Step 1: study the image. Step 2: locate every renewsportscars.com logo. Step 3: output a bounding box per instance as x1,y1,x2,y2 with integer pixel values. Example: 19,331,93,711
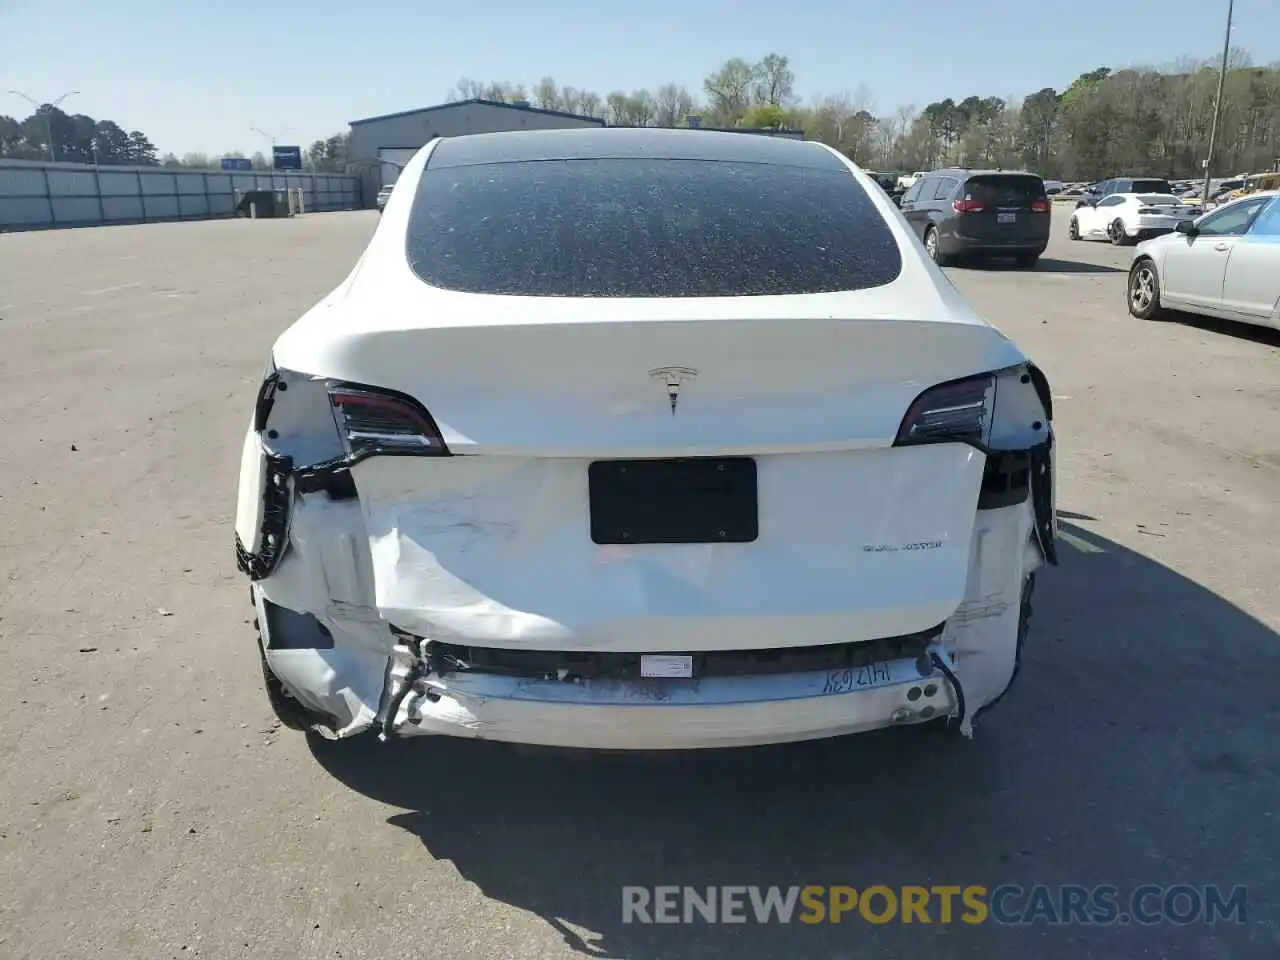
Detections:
621,885,1247,926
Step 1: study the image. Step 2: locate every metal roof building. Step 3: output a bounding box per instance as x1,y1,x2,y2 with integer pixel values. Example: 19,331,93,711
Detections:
348,98,605,206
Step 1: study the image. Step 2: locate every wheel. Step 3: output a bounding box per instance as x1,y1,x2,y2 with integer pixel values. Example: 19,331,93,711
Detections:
924,227,953,266
1014,252,1039,269
1068,217,1080,240
1127,258,1167,320
1108,219,1131,246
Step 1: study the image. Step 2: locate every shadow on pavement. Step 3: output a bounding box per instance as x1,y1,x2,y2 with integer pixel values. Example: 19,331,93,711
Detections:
1165,312,1280,348
1032,258,1125,274
966,257,1124,274
310,519,1280,959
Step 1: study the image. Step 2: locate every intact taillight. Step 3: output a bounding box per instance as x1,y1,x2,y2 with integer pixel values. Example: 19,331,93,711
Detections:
1030,199,1050,213
953,199,985,213
894,374,996,448
328,385,449,457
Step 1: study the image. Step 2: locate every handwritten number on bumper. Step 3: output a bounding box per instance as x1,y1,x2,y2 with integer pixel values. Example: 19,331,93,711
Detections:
822,662,891,695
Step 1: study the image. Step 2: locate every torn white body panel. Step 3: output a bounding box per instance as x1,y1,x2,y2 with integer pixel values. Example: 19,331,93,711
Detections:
367,502,1040,748
352,445,985,651
254,489,391,737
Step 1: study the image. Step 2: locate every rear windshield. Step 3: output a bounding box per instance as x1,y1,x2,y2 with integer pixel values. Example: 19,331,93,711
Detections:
1137,194,1180,205
962,175,1047,206
405,158,903,297
1131,179,1173,193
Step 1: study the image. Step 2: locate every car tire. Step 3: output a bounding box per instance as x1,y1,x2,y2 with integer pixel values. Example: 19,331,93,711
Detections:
1108,219,1131,246
1068,217,1080,240
1127,257,1167,321
924,227,953,267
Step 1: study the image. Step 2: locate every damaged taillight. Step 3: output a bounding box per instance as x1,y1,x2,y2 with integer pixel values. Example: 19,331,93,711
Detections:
894,373,995,448
328,385,449,457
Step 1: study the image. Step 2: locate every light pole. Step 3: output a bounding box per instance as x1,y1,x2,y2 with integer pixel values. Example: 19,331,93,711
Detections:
1200,0,1234,207
7,89,80,162
250,127,280,172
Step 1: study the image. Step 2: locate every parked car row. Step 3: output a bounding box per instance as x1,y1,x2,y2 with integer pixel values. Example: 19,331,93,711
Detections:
861,163,1277,326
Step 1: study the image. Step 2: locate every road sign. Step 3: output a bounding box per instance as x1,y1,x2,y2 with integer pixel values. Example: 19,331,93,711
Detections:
220,157,253,171
272,145,302,171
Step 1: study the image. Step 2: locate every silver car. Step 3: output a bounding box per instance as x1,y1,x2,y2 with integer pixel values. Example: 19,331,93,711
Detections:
1128,190,1280,330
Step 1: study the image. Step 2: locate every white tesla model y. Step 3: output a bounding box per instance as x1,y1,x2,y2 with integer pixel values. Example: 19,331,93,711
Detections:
234,128,1058,750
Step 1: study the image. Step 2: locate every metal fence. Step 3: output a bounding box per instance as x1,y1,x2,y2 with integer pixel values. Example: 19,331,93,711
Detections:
0,159,360,231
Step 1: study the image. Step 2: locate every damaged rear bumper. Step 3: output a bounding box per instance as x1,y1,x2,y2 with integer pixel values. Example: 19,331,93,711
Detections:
386,649,961,750
251,489,1043,747
239,363,1057,749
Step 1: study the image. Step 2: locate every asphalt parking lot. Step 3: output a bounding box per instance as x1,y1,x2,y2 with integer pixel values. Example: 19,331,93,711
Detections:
1,212,1278,960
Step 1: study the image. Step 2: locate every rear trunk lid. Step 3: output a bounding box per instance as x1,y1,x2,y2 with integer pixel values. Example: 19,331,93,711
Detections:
352,442,987,651
288,309,1023,455
290,290,1024,653
956,174,1051,244
1135,194,1192,214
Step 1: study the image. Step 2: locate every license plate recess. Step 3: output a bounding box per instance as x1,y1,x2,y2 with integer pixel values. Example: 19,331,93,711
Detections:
588,457,758,545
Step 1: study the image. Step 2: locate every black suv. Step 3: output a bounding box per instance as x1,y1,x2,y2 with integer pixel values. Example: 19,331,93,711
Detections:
898,168,1051,267
1076,177,1173,207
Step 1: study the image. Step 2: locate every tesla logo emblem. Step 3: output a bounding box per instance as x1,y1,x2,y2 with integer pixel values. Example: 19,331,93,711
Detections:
649,366,698,415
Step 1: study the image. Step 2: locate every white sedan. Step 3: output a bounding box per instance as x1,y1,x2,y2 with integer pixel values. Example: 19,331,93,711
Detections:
1069,192,1201,244
1128,190,1280,329
234,128,1058,750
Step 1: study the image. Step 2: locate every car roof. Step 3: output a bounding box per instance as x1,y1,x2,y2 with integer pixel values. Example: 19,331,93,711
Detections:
425,127,846,172
930,168,1041,178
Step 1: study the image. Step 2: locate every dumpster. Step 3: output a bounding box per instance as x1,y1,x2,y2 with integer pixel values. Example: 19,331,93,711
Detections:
234,189,292,218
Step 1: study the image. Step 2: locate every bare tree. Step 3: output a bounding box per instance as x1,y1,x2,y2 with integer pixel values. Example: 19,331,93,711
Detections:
448,77,487,101
481,81,528,103
630,90,655,127
533,77,562,111
606,91,630,126
753,53,796,107
654,83,695,127
703,58,757,126
810,87,875,157
577,90,603,118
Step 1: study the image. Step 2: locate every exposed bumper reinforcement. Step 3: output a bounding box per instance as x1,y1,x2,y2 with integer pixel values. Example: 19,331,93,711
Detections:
378,646,961,750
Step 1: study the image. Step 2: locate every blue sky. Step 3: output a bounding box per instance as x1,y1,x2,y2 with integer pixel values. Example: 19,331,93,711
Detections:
3,0,1277,157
